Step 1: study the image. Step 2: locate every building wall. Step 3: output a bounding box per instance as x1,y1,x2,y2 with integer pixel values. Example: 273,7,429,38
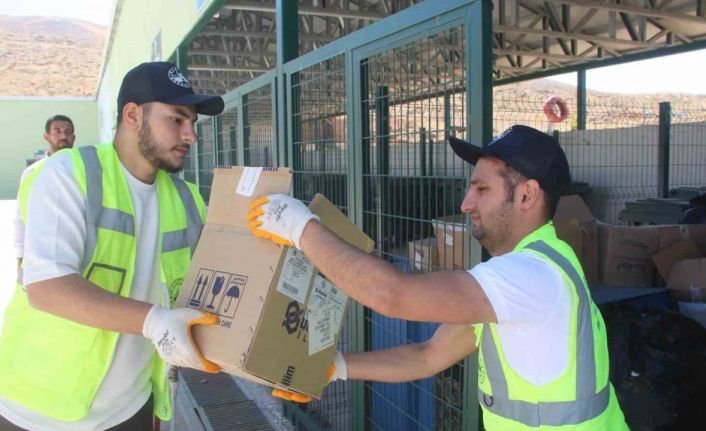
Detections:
0,98,98,199
98,0,221,130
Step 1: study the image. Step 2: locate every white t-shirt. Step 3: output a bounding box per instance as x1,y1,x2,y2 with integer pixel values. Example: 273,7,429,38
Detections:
13,157,47,259
469,250,573,386
0,151,168,431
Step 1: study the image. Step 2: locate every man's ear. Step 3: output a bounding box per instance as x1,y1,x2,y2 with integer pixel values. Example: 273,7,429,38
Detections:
121,102,142,131
43,132,51,144
519,179,541,210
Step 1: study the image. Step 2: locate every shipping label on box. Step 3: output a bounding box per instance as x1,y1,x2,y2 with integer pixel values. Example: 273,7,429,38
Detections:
408,237,438,273
177,169,374,398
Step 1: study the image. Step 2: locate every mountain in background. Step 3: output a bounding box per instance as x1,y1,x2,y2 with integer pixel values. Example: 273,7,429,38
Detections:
0,15,107,97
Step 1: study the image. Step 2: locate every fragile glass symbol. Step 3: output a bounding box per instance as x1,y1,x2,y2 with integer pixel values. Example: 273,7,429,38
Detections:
208,276,225,309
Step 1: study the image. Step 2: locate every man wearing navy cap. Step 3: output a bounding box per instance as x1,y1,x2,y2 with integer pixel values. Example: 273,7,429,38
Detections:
247,125,628,430
0,62,223,431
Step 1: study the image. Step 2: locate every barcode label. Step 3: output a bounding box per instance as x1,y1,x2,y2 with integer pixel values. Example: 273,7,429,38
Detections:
276,248,313,303
307,275,348,355
280,281,300,297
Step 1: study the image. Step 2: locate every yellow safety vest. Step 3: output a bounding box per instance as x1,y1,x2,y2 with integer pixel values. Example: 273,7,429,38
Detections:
476,223,628,430
0,143,205,422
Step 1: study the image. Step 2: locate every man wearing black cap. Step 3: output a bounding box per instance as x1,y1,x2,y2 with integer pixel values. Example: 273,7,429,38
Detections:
246,125,628,429
0,62,223,431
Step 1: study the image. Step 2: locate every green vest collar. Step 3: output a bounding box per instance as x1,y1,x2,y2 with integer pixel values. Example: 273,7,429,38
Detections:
512,221,556,252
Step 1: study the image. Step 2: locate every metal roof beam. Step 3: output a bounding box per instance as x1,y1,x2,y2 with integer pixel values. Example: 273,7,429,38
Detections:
553,0,706,25
495,24,658,47
188,65,270,72
188,49,274,61
223,1,387,21
198,29,333,43
494,47,577,60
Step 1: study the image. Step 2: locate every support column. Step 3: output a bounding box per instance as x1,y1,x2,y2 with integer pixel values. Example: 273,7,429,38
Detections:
276,0,298,167
658,102,671,198
577,69,587,130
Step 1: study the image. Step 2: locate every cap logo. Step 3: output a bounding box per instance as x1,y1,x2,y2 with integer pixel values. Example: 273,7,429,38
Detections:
167,67,191,88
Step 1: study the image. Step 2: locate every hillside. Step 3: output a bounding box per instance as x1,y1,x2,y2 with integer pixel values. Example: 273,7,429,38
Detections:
0,16,107,97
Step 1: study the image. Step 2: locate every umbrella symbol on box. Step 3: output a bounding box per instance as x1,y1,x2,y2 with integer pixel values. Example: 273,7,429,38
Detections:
223,284,240,313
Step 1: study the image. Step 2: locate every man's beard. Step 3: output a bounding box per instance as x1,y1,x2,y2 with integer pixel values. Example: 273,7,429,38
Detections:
471,202,514,254
51,140,72,153
137,122,185,173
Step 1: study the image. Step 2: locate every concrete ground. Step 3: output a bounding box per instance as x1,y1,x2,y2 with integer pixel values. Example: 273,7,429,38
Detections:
0,199,294,431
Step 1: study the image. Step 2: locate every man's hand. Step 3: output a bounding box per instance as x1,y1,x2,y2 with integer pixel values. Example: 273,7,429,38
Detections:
142,304,220,373
272,351,347,403
247,194,320,250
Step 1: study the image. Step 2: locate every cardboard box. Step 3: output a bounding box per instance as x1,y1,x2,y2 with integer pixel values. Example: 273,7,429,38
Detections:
656,224,691,251
176,167,374,398
652,238,701,283
408,238,438,273
431,215,470,270
555,219,584,263
553,195,599,284
667,258,706,302
597,224,659,287
689,224,706,255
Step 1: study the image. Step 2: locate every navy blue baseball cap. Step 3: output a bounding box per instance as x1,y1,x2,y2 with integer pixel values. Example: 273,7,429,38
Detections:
117,62,224,116
448,125,571,200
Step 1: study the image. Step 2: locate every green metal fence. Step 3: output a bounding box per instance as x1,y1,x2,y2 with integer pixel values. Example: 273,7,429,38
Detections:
189,1,489,429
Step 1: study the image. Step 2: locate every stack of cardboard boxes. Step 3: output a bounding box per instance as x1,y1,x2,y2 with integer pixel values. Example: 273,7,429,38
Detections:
553,195,706,327
407,194,706,307
407,215,471,273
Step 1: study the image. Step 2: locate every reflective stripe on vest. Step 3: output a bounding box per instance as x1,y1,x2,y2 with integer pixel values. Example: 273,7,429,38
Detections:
478,240,610,427
163,176,201,255
79,146,199,260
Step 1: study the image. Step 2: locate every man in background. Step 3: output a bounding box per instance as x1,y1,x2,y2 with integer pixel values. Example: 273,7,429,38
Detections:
14,114,76,264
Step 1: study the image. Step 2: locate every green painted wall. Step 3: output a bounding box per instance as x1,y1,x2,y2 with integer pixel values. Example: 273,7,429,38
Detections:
0,98,98,199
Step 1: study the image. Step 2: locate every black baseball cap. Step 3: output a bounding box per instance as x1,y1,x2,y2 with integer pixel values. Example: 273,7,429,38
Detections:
448,125,571,201
117,61,224,116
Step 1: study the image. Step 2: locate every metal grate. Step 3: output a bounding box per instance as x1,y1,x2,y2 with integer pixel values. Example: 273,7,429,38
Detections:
289,53,353,431
180,368,274,431
197,118,216,202
243,85,275,167
216,106,239,167
361,25,468,431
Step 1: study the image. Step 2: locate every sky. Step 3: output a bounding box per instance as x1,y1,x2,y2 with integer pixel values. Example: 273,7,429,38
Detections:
0,0,704,95
0,0,114,25
547,50,706,95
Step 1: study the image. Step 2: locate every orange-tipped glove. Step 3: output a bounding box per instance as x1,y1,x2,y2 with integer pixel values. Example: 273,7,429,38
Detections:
142,304,220,373
247,194,320,250
272,351,347,403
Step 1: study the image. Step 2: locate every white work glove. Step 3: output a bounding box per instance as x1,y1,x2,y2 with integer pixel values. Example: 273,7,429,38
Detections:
247,194,320,250
271,351,347,403
142,304,220,373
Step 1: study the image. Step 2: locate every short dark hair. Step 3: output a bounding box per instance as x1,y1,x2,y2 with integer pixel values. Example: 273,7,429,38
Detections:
45,115,74,133
499,163,558,219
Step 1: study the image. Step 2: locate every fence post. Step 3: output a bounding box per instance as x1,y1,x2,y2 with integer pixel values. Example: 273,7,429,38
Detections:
465,0,493,429
658,101,671,198
577,69,586,130
276,0,298,167
375,85,390,255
